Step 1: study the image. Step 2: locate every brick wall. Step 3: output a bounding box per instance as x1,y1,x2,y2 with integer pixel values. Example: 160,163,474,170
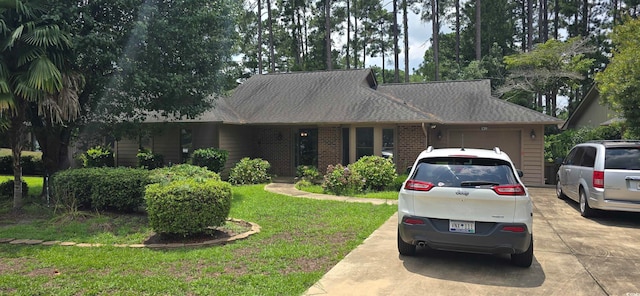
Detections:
318,127,342,173
254,127,292,176
397,125,426,173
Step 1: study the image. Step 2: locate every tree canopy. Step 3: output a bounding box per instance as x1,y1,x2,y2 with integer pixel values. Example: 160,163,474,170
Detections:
595,17,640,138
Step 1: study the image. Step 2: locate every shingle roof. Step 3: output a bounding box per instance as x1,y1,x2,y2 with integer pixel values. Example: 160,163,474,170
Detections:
148,69,562,125
377,80,563,124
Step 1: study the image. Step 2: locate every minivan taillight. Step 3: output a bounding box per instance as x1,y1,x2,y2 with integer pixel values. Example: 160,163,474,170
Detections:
593,170,604,188
492,184,526,196
404,180,434,191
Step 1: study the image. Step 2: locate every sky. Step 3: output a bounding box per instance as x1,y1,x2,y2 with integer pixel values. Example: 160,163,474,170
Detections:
361,10,433,74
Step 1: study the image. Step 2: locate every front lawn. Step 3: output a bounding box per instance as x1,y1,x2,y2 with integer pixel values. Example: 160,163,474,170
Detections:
0,175,44,197
0,184,396,295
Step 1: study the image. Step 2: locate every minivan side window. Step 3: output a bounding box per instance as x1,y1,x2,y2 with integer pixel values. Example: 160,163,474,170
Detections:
566,147,585,166
580,147,596,168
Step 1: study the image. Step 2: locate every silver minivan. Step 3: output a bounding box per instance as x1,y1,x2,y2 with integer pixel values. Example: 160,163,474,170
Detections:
556,140,640,217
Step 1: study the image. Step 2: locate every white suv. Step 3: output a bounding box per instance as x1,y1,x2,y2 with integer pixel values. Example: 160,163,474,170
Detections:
397,147,533,267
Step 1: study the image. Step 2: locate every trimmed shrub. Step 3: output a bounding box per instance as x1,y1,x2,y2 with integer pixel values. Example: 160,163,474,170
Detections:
145,179,232,236
389,174,409,191
191,148,228,173
51,167,150,212
137,148,164,169
149,164,221,184
90,168,150,212
295,165,320,183
350,156,398,191
82,146,114,168
321,164,364,196
0,156,11,174
228,158,271,185
51,168,99,209
0,180,28,200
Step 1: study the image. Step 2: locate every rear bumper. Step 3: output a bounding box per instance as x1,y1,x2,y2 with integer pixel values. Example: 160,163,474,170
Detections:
589,191,640,212
398,215,532,254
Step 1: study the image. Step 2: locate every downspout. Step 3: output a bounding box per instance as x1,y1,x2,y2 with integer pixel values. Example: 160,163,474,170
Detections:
421,123,429,148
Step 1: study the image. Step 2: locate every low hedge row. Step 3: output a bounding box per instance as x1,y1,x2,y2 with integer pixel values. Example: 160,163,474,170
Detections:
0,155,44,175
51,167,150,212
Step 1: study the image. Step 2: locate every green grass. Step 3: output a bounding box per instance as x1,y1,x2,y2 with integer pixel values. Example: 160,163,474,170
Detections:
0,175,43,197
0,148,42,158
0,184,396,295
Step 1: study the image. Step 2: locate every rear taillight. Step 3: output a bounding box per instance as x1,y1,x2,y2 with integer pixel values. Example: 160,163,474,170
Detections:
502,226,525,232
404,180,435,191
593,170,604,188
492,184,526,196
403,218,425,225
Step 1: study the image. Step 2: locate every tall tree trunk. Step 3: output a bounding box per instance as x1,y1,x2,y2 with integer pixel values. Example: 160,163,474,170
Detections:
553,0,559,39
538,0,543,41
455,0,460,65
582,0,588,36
475,0,481,61
433,0,440,80
393,0,399,82
542,0,548,42
380,22,386,83
258,0,263,74
353,1,358,69
295,6,303,68
8,103,26,212
267,0,275,72
325,0,332,70
403,0,409,82
527,0,533,51
346,0,351,69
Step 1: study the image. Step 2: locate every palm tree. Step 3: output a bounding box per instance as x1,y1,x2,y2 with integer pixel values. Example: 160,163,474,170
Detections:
0,0,83,212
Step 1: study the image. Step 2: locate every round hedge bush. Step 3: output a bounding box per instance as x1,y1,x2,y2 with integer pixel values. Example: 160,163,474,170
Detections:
149,164,221,185
0,180,28,201
228,157,271,185
350,155,398,191
145,179,232,236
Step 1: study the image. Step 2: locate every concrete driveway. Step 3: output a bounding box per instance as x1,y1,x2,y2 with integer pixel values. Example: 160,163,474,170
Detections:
303,188,640,296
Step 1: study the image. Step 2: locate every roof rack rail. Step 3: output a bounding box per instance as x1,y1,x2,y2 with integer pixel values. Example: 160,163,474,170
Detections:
493,147,501,154
586,139,640,144
426,146,434,152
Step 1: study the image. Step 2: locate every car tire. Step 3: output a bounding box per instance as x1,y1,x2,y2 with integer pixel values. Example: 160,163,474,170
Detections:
397,229,416,256
579,189,595,217
556,180,566,199
511,235,533,268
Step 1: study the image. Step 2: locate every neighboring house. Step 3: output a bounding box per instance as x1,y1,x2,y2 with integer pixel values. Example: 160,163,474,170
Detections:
562,85,621,130
114,69,562,186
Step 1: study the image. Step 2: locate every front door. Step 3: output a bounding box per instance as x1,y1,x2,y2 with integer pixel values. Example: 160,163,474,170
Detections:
296,128,318,168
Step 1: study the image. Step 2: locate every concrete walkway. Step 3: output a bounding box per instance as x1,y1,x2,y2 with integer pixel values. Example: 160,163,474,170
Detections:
264,183,397,205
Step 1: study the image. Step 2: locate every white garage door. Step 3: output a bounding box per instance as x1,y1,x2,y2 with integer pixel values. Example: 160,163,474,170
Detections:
448,130,522,169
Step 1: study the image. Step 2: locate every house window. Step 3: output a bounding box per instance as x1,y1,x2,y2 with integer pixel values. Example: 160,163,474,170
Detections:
356,127,373,160
382,128,394,160
181,129,192,163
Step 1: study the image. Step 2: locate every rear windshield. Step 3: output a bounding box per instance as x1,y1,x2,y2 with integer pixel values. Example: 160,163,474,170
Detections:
605,147,640,170
411,157,518,188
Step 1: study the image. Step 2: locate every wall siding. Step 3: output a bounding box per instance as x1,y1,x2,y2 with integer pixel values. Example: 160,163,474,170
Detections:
115,138,139,167
397,125,427,174
152,127,181,165
253,127,293,176
318,126,342,173
219,125,255,176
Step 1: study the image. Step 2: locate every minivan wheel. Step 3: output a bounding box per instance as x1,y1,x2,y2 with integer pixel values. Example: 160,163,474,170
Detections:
579,190,595,217
556,180,566,199
511,235,533,268
397,229,416,256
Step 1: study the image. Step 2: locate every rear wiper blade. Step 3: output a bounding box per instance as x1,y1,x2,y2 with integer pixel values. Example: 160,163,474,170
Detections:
460,181,500,187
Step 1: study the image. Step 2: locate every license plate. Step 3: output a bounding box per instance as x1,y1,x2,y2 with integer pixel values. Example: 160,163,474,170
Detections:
449,220,475,233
